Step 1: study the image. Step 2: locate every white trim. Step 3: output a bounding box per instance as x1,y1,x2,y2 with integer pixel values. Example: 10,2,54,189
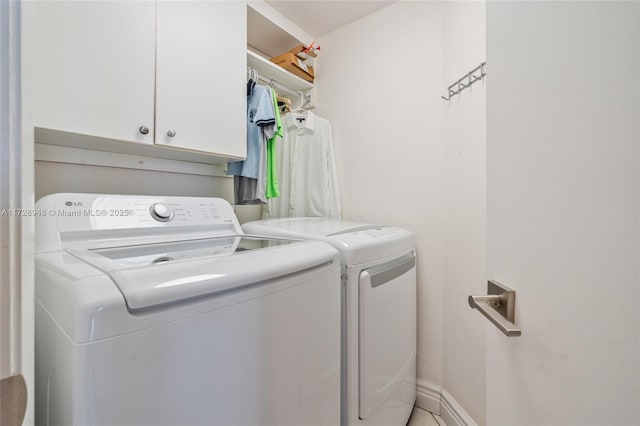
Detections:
1,0,34,423
0,0,23,380
415,379,442,415
35,144,229,178
20,1,35,423
415,380,477,426
440,389,477,426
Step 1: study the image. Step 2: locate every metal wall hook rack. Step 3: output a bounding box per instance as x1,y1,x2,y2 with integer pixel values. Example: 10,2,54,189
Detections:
441,61,487,101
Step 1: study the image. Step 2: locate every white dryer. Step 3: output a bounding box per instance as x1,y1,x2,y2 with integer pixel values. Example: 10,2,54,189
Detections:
242,218,416,426
35,194,341,426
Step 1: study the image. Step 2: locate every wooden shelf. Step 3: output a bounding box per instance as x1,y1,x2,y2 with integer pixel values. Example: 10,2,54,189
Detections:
247,50,313,93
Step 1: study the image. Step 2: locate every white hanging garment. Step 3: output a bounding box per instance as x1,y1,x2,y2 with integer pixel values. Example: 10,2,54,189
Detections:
263,111,341,219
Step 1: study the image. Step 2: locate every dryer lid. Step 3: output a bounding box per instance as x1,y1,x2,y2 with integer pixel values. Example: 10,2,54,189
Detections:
69,236,337,310
243,218,414,265
248,217,376,236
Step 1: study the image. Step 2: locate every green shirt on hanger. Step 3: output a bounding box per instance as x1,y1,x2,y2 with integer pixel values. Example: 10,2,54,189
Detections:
266,87,283,199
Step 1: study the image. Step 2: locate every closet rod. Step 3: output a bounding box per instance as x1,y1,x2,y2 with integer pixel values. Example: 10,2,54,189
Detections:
247,67,304,99
441,61,486,101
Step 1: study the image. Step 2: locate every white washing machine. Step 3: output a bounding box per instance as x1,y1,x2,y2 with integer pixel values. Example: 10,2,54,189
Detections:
242,218,416,426
35,194,341,426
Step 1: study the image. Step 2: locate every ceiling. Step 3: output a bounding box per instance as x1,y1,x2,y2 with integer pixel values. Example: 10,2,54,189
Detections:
265,1,396,38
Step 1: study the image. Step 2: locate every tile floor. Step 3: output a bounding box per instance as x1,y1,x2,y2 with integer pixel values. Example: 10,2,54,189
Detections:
406,406,446,426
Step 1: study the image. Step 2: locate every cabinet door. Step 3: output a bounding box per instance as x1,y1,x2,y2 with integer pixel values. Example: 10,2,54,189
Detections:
155,1,246,159
32,1,156,144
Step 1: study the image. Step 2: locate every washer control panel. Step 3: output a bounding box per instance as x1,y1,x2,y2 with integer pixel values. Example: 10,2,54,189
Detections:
35,193,245,252
37,194,242,233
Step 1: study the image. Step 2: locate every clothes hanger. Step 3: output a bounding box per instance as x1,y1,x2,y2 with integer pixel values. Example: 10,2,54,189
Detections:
291,91,308,123
277,96,292,114
247,68,256,95
293,91,307,114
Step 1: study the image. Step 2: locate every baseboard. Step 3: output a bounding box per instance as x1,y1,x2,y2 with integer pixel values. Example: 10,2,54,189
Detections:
415,379,477,425
415,379,442,415
439,389,477,426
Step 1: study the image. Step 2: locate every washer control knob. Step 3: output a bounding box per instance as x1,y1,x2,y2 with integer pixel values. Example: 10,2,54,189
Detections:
150,203,174,222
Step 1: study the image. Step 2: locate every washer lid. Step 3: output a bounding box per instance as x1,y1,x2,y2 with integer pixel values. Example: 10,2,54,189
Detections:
242,218,414,265
69,236,337,310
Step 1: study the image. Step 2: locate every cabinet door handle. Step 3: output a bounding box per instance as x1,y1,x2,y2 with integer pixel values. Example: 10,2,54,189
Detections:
138,126,150,135
167,129,176,137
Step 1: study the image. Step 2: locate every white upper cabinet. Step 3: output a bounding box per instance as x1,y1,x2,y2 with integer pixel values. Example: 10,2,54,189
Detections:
33,1,247,161
155,1,246,158
33,1,157,145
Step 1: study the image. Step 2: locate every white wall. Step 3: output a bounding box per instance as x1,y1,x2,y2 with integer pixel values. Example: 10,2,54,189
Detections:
441,1,486,424
316,0,445,393
35,162,261,224
486,2,640,424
